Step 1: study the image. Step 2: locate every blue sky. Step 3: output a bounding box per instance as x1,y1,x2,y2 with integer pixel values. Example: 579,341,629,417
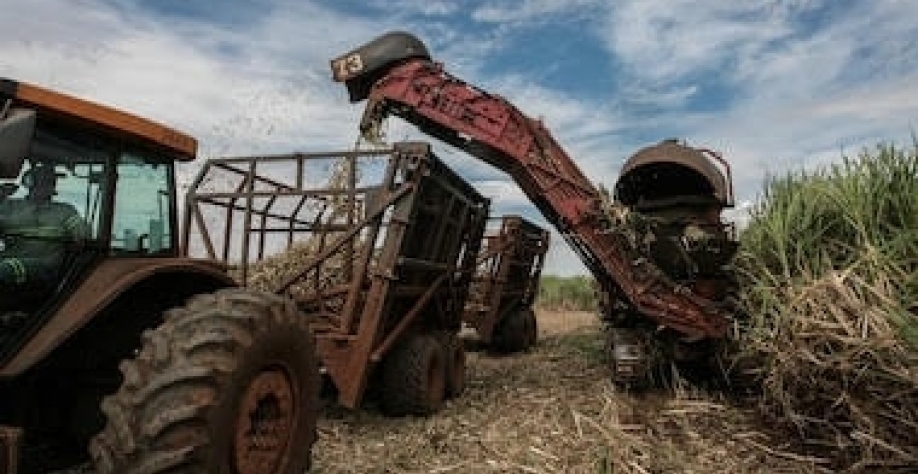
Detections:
3,1,918,275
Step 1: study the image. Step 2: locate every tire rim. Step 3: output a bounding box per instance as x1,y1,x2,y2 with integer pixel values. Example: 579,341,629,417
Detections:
234,367,297,474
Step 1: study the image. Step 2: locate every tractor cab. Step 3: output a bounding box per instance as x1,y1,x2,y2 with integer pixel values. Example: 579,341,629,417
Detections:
0,79,312,474
0,78,194,361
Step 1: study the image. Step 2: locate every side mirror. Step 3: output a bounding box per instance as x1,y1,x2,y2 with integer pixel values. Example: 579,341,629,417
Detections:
0,108,36,179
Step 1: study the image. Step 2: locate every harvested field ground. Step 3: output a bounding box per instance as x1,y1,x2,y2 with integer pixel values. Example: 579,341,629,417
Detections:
312,310,827,473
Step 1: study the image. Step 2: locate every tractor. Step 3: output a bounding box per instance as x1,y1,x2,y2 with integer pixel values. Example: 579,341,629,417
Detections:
0,78,320,474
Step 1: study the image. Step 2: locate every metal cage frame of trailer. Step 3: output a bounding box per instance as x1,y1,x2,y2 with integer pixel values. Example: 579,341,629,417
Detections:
463,215,549,348
184,141,489,408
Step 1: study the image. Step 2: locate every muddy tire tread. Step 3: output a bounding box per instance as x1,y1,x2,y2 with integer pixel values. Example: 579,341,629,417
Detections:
381,334,445,416
89,287,319,474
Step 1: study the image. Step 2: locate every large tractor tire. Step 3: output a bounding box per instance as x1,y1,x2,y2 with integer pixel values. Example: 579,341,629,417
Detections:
380,333,446,416
434,331,467,398
89,288,320,474
492,307,537,353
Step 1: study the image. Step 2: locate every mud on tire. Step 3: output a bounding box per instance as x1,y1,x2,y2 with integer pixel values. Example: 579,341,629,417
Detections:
89,288,320,474
434,331,467,398
381,333,446,416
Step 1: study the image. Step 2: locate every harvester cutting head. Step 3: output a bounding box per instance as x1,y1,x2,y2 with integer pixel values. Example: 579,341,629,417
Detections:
613,139,738,298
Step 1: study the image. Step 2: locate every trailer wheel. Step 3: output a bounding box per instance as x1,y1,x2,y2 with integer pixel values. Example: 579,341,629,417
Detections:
381,333,446,416
492,308,534,353
90,288,320,474
435,331,467,398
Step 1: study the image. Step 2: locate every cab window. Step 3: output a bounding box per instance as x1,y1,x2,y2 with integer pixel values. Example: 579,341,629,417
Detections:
111,153,174,254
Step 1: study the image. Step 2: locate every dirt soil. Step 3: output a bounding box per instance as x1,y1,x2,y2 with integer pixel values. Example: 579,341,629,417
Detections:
312,310,829,474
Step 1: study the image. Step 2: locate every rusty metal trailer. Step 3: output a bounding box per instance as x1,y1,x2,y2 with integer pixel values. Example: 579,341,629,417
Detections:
463,215,549,352
184,141,489,415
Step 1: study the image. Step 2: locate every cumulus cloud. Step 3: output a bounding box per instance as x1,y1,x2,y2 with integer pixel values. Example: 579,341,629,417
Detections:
604,1,811,84
1,1,378,150
3,0,917,276
471,0,602,24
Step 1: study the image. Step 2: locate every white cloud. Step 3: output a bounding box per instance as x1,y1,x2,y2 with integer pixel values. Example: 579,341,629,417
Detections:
544,230,589,277
474,180,530,208
4,0,917,277
605,1,799,84
364,0,459,16
471,0,602,24
0,0,373,157
588,0,918,207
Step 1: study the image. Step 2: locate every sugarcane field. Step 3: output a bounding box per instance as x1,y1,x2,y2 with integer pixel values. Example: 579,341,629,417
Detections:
315,145,918,474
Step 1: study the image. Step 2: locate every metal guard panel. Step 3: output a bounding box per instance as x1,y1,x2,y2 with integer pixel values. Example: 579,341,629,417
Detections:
396,141,488,206
331,31,430,83
331,31,432,102
616,140,730,207
390,144,489,312
0,258,233,377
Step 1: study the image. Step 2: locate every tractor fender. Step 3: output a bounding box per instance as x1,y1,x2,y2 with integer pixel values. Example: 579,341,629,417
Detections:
0,257,235,377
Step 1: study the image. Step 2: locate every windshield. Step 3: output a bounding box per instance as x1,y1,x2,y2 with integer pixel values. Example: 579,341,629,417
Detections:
0,123,108,314
1,125,108,242
0,122,178,254
0,119,178,319
111,152,174,254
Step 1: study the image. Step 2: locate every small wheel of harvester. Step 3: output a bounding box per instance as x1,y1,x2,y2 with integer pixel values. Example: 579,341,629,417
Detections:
434,331,467,398
381,333,446,416
90,288,320,474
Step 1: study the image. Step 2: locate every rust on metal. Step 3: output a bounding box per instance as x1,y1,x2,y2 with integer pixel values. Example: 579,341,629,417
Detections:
339,54,734,339
464,215,549,343
184,141,489,408
234,368,296,474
